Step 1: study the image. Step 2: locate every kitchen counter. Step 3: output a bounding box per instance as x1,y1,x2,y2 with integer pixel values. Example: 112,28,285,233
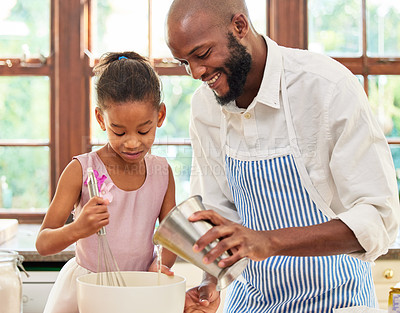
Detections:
3,224,396,313
0,223,75,262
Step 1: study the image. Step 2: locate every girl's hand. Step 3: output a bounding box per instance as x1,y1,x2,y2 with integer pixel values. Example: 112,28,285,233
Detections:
184,274,220,313
148,260,174,276
74,196,110,238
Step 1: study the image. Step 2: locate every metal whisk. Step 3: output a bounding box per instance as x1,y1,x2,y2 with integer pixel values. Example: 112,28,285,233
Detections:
87,167,126,287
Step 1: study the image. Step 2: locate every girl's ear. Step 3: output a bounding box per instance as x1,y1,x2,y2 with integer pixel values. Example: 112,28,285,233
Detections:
95,107,106,131
157,103,166,127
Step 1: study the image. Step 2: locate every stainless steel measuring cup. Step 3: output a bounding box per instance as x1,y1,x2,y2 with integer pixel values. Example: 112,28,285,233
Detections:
153,195,248,290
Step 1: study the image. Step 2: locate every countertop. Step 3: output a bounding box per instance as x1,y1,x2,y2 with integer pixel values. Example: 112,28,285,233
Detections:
0,224,75,262
1,223,400,263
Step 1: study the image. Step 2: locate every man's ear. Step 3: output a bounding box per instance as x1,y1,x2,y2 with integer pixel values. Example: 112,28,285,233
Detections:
157,103,167,127
95,107,106,131
231,13,250,39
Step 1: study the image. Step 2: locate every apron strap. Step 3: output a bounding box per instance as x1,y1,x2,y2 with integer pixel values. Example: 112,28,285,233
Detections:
280,69,335,218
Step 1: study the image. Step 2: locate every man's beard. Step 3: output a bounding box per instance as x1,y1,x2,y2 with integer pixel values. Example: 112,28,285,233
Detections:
214,32,252,106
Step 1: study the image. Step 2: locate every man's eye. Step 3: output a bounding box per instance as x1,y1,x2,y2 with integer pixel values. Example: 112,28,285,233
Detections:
198,49,211,59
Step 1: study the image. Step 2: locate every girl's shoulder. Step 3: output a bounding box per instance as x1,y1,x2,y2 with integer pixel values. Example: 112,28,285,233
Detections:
145,154,170,177
73,151,103,167
145,154,168,166
73,151,106,182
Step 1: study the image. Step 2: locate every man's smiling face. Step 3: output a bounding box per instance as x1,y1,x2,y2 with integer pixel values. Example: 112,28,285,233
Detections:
166,12,251,105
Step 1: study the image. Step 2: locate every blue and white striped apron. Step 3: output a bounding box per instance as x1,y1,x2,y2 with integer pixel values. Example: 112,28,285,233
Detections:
221,70,376,313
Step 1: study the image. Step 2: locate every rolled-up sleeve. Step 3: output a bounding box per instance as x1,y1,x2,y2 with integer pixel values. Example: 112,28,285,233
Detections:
189,88,241,224
328,76,400,262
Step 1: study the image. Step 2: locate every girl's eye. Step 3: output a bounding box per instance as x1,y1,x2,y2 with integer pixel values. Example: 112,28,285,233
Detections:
139,130,150,135
113,131,125,137
198,49,211,59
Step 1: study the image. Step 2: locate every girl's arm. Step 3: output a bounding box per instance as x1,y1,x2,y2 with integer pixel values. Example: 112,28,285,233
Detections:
35,160,110,256
149,165,177,274
158,165,177,268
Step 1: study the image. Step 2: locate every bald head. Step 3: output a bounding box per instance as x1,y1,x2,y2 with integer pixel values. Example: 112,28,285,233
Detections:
167,0,250,29
166,0,266,108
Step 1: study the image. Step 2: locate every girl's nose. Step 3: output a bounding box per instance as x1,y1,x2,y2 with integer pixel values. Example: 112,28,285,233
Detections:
124,136,140,149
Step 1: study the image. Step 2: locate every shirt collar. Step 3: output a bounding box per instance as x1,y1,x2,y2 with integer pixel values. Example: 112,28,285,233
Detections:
223,36,282,114
253,36,282,109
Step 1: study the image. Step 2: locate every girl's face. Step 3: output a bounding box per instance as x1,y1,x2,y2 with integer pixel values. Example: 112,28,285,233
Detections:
95,100,166,165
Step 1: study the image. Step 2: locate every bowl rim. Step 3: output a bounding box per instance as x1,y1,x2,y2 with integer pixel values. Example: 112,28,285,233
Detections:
76,271,186,289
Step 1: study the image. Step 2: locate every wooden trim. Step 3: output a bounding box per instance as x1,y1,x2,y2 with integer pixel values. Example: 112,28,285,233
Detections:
155,65,188,76
153,58,188,76
267,0,308,49
0,210,46,224
333,57,364,75
50,0,56,198
388,139,400,145
53,0,91,181
367,58,400,75
0,59,51,76
332,57,400,76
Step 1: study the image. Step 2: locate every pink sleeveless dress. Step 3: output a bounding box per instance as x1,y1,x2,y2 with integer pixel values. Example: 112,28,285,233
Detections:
43,151,170,313
73,151,169,272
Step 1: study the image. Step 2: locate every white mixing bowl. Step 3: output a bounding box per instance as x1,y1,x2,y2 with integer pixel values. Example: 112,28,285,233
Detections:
77,271,186,313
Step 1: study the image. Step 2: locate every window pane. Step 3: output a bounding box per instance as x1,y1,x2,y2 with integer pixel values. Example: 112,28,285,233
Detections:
368,75,400,138
90,75,202,143
392,145,400,192
246,0,267,35
367,0,400,57
93,0,149,57
0,0,50,58
0,147,49,208
356,75,364,85
151,0,266,58
151,0,174,59
0,76,49,140
90,78,107,144
157,76,202,141
151,145,192,204
308,0,362,56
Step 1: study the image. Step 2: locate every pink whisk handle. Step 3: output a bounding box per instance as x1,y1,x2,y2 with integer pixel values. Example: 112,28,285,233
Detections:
87,168,107,236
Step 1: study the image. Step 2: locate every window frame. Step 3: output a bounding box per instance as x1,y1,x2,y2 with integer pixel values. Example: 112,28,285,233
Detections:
0,0,399,222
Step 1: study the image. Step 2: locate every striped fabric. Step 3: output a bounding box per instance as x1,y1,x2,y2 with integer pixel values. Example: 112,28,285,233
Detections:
224,154,376,313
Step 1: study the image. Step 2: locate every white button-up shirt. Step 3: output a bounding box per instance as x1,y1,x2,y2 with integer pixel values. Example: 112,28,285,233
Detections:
189,36,400,262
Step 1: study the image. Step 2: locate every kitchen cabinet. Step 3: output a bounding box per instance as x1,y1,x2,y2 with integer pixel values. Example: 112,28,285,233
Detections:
373,259,400,310
0,223,73,313
22,270,59,313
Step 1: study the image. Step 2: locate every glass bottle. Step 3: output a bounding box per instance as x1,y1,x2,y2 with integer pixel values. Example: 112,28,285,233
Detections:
0,250,27,313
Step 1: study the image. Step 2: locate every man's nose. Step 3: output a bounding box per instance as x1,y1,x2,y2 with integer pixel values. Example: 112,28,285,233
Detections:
186,62,206,80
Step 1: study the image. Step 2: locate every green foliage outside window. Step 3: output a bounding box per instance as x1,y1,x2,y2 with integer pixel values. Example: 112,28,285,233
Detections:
0,0,49,58
0,77,50,208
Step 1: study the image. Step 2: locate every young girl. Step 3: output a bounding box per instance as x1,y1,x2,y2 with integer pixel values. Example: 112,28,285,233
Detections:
36,51,177,313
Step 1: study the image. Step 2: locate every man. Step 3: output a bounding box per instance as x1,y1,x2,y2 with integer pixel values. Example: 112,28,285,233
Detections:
166,0,400,312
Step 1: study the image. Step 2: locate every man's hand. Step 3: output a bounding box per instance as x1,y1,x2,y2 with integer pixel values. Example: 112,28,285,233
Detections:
189,210,269,267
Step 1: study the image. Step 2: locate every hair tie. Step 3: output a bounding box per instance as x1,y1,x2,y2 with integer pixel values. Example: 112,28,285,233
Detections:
118,56,128,60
